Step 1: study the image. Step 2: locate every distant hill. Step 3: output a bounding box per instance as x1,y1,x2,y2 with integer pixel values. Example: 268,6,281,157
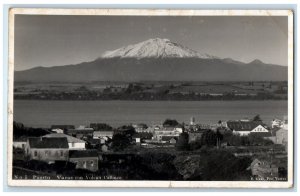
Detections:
15,38,287,82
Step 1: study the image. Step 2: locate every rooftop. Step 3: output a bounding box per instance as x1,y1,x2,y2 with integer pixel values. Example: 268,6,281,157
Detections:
43,133,86,143
93,131,114,136
51,125,75,130
161,136,178,141
227,121,266,132
28,137,68,149
69,150,98,158
133,123,148,129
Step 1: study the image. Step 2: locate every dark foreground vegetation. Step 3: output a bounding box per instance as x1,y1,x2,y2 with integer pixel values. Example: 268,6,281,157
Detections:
13,148,252,181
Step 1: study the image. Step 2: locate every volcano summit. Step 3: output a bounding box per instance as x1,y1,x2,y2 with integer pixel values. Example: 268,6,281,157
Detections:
101,38,218,59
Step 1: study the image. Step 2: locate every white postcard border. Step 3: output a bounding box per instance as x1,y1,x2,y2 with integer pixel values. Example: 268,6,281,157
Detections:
7,8,294,188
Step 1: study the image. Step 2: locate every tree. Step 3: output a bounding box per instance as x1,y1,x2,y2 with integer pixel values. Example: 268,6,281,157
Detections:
125,83,143,94
90,123,113,131
252,114,262,122
176,132,189,151
222,130,238,145
13,121,50,139
111,133,131,151
189,140,202,151
200,130,217,147
117,125,136,136
248,133,273,146
173,149,252,180
133,132,153,140
76,85,89,92
216,130,223,148
163,119,179,127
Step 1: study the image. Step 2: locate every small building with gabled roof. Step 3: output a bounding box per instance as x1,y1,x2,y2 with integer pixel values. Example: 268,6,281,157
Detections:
133,123,148,132
65,126,94,139
227,121,270,136
161,136,178,144
153,126,183,141
25,137,69,163
69,150,99,172
247,157,287,179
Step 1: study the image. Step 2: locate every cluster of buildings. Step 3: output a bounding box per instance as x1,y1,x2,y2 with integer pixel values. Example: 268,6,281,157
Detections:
132,117,289,180
131,116,288,148
13,124,117,172
224,117,288,148
13,116,288,177
225,117,288,180
14,133,99,172
134,124,183,145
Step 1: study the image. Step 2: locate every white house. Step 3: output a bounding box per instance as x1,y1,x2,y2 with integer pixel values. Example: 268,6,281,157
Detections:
251,125,270,133
271,119,283,128
43,133,86,150
227,121,270,136
25,137,69,163
135,125,158,133
132,124,148,133
135,138,141,143
51,128,64,134
93,131,114,140
271,117,288,129
153,126,183,141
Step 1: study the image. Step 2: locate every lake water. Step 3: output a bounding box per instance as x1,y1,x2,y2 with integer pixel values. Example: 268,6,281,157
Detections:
13,100,288,128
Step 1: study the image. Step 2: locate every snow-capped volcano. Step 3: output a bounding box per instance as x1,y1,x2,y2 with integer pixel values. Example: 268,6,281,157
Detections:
15,38,287,83
101,38,218,59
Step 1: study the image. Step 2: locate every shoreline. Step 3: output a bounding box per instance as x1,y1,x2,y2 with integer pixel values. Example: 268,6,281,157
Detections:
13,99,288,102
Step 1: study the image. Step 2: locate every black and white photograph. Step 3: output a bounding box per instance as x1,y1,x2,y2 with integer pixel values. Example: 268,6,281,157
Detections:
7,9,294,188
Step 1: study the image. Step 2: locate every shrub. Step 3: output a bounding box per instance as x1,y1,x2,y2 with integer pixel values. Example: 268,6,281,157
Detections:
176,132,189,151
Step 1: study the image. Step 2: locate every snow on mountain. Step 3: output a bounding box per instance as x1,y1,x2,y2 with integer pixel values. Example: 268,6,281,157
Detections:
101,38,219,59
248,59,265,65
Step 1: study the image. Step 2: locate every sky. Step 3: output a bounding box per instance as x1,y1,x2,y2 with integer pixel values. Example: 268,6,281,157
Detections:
14,15,288,71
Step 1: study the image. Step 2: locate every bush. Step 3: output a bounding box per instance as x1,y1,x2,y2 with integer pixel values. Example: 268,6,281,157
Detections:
174,149,252,180
189,141,202,151
200,130,217,147
111,133,131,151
176,132,189,151
248,133,274,146
139,152,180,180
132,132,153,140
163,119,179,127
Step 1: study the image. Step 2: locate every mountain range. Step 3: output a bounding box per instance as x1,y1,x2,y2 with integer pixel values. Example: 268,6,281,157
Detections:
15,38,287,82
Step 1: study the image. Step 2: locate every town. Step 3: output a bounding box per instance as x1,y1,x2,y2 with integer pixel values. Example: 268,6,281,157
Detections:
12,115,288,181
14,81,288,101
